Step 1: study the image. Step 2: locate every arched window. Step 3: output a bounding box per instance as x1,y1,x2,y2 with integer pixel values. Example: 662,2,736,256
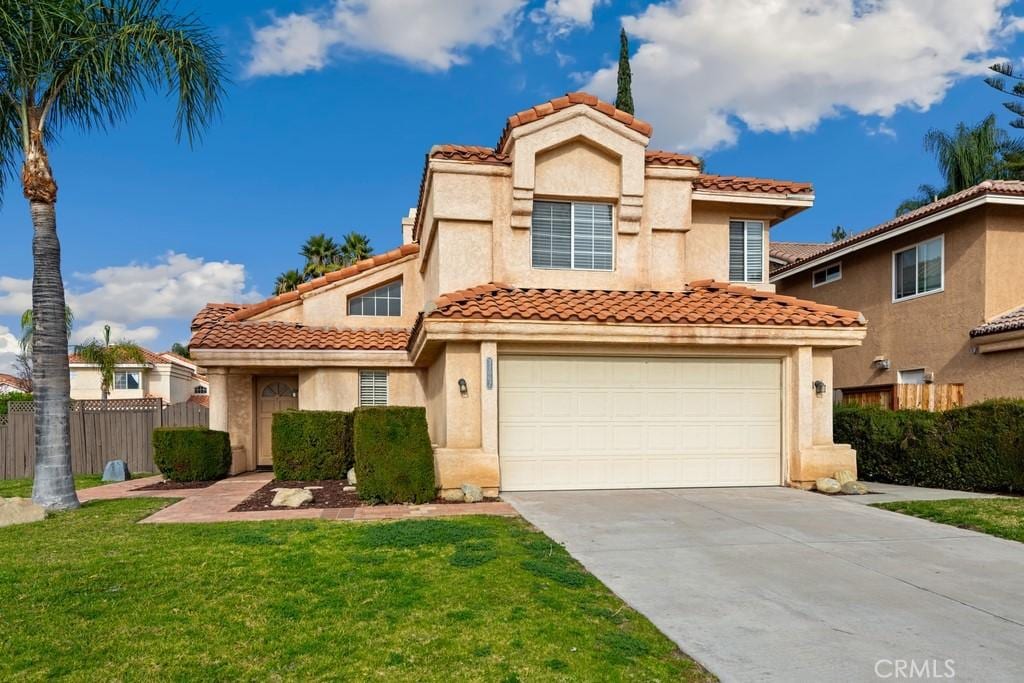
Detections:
348,281,402,316
261,382,295,398
193,385,208,394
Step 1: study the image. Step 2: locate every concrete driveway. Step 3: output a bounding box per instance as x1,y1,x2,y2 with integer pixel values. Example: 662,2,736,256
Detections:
503,487,1024,682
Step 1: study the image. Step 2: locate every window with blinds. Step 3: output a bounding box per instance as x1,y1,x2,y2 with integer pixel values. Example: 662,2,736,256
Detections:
358,370,388,406
532,200,613,270
728,220,765,282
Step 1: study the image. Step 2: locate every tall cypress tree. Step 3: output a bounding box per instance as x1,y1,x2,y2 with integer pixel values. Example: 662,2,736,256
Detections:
615,28,634,114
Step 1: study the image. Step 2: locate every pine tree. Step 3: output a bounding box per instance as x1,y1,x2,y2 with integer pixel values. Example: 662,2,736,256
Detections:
615,29,634,115
831,225,848,242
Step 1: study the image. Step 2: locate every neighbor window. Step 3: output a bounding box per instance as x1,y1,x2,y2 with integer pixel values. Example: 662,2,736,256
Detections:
729,220,765,282
359,370,388,406
898,369,926,385
113,371,140,390
531,200,613,271
812,262,842,287
894,236,943,301
348,281,402,316
193,385,208,394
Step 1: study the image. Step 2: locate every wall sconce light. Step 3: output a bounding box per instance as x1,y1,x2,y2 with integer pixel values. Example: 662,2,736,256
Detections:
871,356,891,371
813,380,827,397
458,378,468,396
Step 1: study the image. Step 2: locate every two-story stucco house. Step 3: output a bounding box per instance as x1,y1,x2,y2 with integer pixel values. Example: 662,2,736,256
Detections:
190,93,866,494
771,180,1024,403
69,347,209,404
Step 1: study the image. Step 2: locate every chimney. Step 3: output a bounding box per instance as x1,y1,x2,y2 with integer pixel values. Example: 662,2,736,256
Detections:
401,208,417,244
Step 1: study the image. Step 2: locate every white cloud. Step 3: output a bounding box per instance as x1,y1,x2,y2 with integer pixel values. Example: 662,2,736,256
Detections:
0,276,31,316
531,0,606,37
0,325,20,374
865,121,898,140
70,321,161,346
246,0,525,76
585,0,1021,151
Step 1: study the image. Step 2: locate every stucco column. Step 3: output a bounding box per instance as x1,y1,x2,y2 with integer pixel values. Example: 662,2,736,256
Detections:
480,341,498,455
792,347,814,452
788,346,857,486
207,368,228,433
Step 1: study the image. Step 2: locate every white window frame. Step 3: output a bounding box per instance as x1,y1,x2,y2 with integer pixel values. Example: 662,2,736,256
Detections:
898,368,927,385
729,219,766,283
113,370,141,390
358,370,388,406
892,235,944,303
812,262,842,287
347,280,403,317
193,385,208,394
530,200,615,272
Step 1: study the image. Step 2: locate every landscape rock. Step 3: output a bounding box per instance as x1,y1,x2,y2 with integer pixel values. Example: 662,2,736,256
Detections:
461,483,484,503
833,470,856,486
342,486,356,493
841,480,869,495
441,489,465,502
347,468,357,485
102,459,131,482
270,488,314,508
815,477,842,494
303,486,324,490
0,497,46,528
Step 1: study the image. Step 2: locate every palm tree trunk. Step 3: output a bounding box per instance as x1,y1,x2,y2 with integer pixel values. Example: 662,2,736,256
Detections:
24,133,79,510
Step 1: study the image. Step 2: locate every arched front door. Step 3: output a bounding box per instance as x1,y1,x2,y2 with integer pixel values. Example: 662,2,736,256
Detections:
256,377,298,467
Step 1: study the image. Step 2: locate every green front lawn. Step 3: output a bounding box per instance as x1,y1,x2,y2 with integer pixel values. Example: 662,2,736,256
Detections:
875,498,1024,543
0,499,710,681
0,474,108,498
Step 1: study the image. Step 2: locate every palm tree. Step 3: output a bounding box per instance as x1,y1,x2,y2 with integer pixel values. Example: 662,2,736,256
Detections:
0,1,225,510
301,233,342,278
339,232,373,266
896,115,1024,215
74,325,146,401
20,307,74,352
274,269,304,294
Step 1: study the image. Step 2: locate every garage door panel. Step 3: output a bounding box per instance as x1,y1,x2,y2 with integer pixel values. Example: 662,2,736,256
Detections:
499,356,781,491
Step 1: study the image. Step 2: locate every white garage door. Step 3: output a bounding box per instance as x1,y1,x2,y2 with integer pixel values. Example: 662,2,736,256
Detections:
499,356,781,491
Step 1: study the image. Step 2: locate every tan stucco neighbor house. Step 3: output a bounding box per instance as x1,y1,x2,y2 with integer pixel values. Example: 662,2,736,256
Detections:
69,347,209,404
190,92,866,494
771,180,1024,403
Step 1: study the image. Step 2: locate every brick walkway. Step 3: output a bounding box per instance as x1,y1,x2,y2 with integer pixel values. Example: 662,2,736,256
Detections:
78,472,518,523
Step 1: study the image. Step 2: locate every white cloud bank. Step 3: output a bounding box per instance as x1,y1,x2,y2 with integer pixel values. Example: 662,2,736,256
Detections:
0,325,20,375
586,0,1021,151
246,0,526,76
531,0,606,37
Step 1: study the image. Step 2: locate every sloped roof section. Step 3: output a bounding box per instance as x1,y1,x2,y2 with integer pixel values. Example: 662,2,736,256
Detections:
645,150,701,169
694,174,813,196
0,373,30,392
773,180,1024,277
429,282,863,328
971,305,1024,338
430,145,509,164
190,319,410,351
192,303,245,330
496,92,653,151
770,241,830,266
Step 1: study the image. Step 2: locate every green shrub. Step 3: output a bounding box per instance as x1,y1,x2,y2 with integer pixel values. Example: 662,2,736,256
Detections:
272,410,353,480
835,400,1024,492
353,406,436,504
153,427,231,482
0,391,32,415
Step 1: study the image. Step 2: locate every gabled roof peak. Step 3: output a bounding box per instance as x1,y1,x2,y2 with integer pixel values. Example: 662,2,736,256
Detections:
496,92,653,152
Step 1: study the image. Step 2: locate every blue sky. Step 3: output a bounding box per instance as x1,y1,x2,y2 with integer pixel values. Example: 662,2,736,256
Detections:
2,0,1023,370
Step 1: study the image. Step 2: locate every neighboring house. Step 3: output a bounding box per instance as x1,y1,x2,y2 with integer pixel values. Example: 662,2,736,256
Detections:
69,348,209,403
190,92,866,493
771,180,1024,403
0,373,31,394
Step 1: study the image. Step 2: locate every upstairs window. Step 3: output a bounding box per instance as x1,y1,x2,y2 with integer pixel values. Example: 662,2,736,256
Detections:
893,236,943,301
812,263,842,287
359,370,388,406
114,371,140,390
194,385,208,394
729,220,765,282
532,200,613,271
348,281,402,316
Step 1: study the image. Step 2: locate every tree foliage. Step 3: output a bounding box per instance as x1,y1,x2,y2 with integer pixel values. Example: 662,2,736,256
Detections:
614,28,634,115
19,306,73,352
985,62,1024,129
275,231,374,292
73,324,146,400
831,225,847,242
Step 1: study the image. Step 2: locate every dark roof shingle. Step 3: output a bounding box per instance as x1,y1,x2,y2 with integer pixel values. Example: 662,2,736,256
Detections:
971,305,1024,338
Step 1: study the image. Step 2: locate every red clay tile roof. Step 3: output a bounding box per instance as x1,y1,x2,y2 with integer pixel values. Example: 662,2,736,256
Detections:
429,282,863,328
192,303,245,329
773,180,1024,277
187,394,210,408
645,150,701,169
430,144,510,164
0,373,30,392
496,92,653,151
770,241,830,266
694,174,814,196
971,304,1024,338
189,319,409,351
226,245,420,323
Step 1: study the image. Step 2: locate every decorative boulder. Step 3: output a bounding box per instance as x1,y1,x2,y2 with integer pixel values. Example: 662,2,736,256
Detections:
347,467,357,485
0,498,46,528
461,483,484,503
833,470,856,486
841,481,869,495
102,459,131,482
270,488,314,508
441,489,465,502
815,477,842,494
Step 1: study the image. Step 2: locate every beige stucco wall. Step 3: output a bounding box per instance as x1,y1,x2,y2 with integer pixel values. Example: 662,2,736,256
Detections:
297,367,425,411
776,205,1024,402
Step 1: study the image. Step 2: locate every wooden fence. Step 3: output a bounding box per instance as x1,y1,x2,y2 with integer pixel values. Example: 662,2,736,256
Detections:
837,383,965,412
0,399,208,479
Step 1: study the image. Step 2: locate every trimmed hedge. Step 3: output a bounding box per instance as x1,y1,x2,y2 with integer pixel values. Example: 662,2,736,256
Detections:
353,406,436,504
153,427,232,482
272,410,353,480
835,400,1024,493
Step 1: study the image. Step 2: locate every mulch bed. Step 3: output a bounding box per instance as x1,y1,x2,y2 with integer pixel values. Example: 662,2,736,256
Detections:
134,479,218,491
231,479,503,511
231,479,361,512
